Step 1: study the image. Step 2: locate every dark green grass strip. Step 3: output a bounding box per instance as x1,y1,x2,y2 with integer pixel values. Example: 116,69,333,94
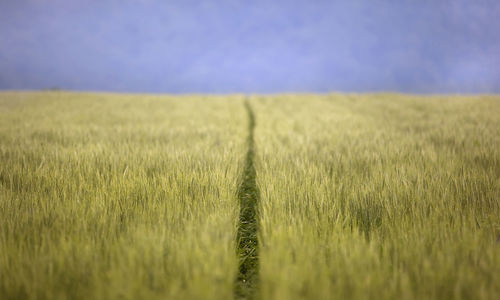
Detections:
234,99,260,299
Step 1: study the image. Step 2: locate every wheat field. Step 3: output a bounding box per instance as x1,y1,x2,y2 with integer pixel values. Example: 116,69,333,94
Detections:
0,92,247,299
0,91,499,299
253,94,500,299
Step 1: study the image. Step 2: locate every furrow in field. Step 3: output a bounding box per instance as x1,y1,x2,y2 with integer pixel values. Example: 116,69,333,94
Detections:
234,99,260,299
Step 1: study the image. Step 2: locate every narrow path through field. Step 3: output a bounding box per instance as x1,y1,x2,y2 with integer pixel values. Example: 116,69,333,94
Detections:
234,99,260,299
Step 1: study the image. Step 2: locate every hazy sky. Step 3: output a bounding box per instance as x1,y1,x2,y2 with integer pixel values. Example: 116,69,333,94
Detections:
1,0,499,93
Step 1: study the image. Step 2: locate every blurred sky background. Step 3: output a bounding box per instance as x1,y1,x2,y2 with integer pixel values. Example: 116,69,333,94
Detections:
1,0,499,94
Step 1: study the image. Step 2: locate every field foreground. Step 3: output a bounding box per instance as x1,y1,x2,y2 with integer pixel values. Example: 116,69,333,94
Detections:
0,92,499,299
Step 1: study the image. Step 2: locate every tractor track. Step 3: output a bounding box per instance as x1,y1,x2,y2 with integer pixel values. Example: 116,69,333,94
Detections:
234,98,260,299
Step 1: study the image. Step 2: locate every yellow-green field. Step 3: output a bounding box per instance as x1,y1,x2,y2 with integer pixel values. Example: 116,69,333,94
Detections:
0,92,247,299
253,94,500,299
0,91,499,299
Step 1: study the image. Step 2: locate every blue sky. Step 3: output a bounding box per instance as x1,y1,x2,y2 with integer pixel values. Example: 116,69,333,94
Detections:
1,0,499,93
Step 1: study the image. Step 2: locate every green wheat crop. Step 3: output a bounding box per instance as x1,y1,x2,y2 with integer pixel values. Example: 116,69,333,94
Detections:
0,92,247,299
253,94,500,300
1,91,499,300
